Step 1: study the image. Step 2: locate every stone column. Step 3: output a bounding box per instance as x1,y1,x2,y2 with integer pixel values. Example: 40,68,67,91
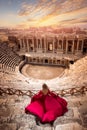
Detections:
44,37,47,52
56,39,58,50
21,39,22,48
25,39,27,51
66,40,68,53
40,38,42,51
72,40,74,53
62,40,63,51
41,37,44,52
62,40,63,52
57,40,59,53
36,38,38,52
27,39,29,52
81,39,84,52
77,40,79,51
32,38,34,52
23,39,25,50
33,38,35,52
53,39,55,53
19,39,22,50
46,40,48,52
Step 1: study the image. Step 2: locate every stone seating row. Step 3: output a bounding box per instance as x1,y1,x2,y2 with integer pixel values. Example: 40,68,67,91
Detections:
0,43,22,73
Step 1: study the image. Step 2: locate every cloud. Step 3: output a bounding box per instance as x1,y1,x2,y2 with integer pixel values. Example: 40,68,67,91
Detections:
18,0,87,17
59,0,87,13
18,0,60,17
17,0,87,28
54,7,87,27
36,6,87,27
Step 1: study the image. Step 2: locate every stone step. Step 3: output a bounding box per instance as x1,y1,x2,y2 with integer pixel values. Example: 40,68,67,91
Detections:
0,122,86,130
55,123,85,130
0,94,87,130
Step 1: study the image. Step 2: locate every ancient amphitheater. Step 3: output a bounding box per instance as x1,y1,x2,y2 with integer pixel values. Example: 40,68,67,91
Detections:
0,33,87,130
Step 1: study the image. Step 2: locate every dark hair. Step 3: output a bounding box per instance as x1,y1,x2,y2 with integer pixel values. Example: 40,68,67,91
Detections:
42,83,48,89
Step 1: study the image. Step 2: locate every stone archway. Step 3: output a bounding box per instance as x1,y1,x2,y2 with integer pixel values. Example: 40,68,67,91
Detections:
45,59,48,63
48,42,53,51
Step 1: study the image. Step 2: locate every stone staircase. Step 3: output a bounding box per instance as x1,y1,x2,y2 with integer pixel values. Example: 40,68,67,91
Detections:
0,93,87,130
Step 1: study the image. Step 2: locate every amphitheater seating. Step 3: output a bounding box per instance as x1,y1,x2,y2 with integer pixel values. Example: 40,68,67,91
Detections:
0,43,22,73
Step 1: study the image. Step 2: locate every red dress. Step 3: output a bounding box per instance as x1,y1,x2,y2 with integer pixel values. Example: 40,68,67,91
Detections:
25,90,68,123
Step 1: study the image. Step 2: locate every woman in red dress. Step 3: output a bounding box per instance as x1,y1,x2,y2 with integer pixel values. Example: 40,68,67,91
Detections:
25,84,68,125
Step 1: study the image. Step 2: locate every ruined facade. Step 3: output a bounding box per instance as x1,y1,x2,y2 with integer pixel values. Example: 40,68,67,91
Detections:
17,34,87,67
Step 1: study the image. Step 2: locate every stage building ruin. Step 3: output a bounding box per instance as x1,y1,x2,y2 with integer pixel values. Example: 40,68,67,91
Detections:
16,34,87,67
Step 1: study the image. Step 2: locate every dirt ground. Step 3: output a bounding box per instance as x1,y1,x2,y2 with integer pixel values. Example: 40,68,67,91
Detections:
22,64,65,80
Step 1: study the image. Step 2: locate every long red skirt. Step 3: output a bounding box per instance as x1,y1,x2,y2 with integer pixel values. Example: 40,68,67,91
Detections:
25,90,68,123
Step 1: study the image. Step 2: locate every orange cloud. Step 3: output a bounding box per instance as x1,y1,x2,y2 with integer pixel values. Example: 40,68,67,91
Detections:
17,0,87,28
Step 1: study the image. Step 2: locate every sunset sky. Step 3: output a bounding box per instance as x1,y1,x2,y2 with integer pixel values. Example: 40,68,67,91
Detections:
0,0,87,29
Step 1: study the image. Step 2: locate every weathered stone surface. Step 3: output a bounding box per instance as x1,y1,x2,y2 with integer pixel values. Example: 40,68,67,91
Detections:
0,105,10,117
0,123,17,130
79,101,87,127
55,123,84,130
19,127,31,130
54,108,76,126
72,107,80,119
64,108,74,117
31,125,52,130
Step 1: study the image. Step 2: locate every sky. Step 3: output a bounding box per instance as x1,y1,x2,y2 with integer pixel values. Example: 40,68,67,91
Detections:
0,0,87,29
